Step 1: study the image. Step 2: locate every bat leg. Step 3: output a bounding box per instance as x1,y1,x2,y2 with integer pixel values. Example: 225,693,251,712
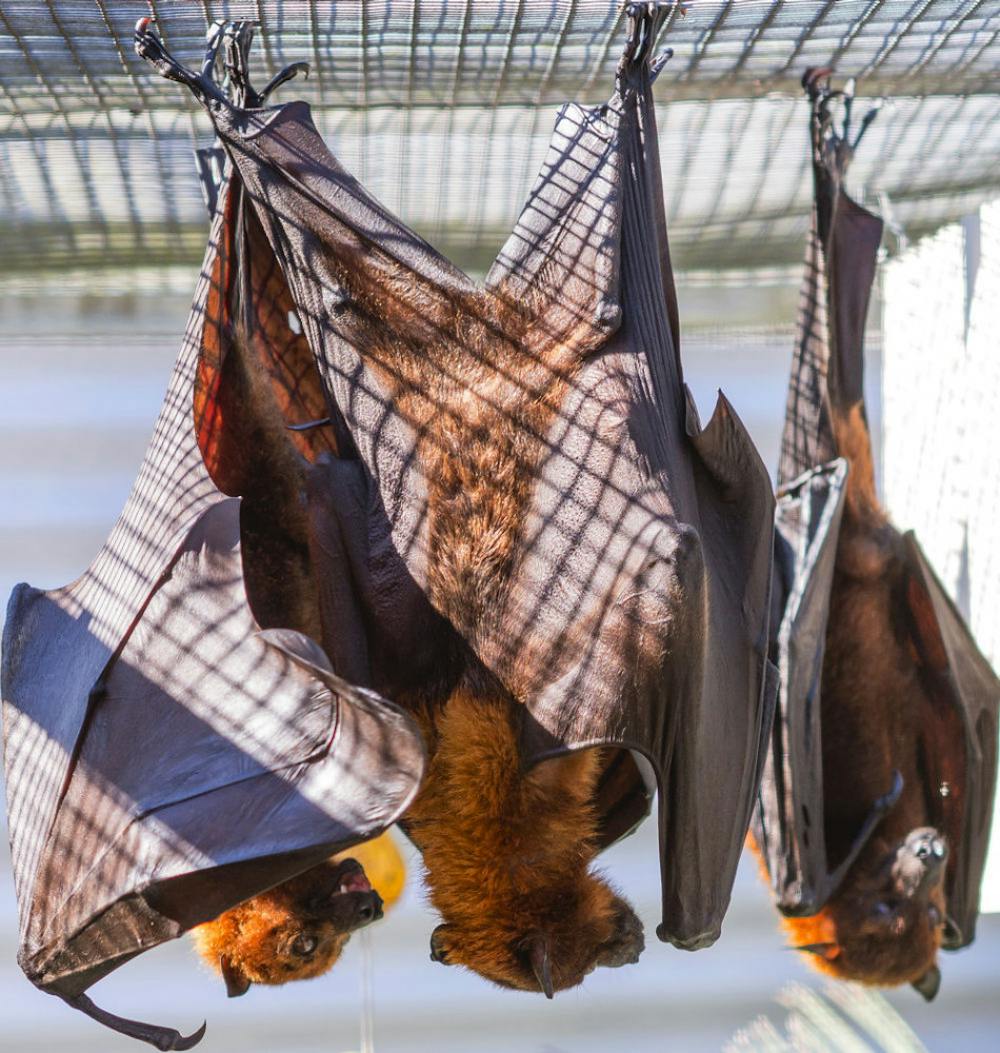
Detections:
136,16,306,110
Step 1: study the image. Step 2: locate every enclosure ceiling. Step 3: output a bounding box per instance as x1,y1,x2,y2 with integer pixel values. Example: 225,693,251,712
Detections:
2,1,999,274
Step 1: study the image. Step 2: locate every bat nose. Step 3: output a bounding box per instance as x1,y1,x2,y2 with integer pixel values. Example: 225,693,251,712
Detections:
914,836,947,865
358,891,384,924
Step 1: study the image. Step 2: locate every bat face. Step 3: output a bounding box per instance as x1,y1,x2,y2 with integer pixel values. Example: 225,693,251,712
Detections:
789,828,948,996
429,884,643,995
192,858,384,995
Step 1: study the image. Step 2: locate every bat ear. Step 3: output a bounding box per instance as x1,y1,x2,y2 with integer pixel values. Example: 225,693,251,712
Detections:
220,955,251,998
523,933,555,999
794,942,841,961
596,899,645,968
911,963,941,1002
429,924,454,965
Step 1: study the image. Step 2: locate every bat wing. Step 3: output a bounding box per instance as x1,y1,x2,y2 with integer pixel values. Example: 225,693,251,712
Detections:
1,173,424,1047
901,534,1000,949
481,14,777,947
756,462,903,918
754,459,852,914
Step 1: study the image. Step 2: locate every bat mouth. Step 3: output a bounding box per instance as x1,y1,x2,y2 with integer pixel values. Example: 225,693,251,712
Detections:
332,858,373,895
310,859,383,928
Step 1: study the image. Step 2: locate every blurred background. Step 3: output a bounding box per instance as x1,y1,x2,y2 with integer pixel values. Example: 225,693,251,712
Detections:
2,3,1000,1050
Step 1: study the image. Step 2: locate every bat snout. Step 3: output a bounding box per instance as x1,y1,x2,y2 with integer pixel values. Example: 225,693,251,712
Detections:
315,888,384,932
894,828,948,897
905,828,948,868
357,890,385,925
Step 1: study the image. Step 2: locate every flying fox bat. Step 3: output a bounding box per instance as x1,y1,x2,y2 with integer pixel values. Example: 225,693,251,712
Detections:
130,5,778,997
751,68,999,1002
191,834,406,996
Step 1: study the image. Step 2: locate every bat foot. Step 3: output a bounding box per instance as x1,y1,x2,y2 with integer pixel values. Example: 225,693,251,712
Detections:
803,65,881,177
135,17,303,111
617,3,675,96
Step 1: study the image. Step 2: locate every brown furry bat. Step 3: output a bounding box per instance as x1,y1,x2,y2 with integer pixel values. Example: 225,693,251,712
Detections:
365,282,645,995
191,320,395,997
207,165,647,993
191,857,384,996
781,407,948,1000
405,688,643,995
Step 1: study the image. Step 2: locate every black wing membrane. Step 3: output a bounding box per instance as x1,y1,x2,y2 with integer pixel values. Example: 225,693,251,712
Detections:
901,535,999,948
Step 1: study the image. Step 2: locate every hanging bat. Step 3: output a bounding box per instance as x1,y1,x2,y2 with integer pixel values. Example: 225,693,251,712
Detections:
751,68,999,1002
0,33,425,1049
135,6,777,997
192,828,410,997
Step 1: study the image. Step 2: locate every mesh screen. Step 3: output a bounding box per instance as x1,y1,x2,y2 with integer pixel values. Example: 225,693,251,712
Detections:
1,1,999,272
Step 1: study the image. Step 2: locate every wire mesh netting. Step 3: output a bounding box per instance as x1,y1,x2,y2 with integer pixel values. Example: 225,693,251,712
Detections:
2,1,1000,273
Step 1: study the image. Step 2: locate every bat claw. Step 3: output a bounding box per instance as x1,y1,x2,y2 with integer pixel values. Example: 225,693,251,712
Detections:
802,65,834,96
170,1021,208,1051
259,61,311,104
876,769,905,812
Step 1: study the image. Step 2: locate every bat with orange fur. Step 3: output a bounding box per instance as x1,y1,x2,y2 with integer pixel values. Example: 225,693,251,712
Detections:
751,68,999,1002
191,833,406,996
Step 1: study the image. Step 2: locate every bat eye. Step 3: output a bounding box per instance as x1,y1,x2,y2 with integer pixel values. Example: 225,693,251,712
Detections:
292,934,318,957
873,901,893,919
928,905,942,927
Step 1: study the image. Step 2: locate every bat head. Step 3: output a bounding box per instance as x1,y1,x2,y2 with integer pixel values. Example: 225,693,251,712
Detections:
192,857,384,995
789,827,950,997
428,879,644,996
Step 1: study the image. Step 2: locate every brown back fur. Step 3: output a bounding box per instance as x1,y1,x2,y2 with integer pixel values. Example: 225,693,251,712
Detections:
321,251,645,988
406,686,642,992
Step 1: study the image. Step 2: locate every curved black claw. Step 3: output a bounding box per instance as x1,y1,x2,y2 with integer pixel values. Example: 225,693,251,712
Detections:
259,61,310,104
821,770,904,903
134,17,226,106
64,994,207,1051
